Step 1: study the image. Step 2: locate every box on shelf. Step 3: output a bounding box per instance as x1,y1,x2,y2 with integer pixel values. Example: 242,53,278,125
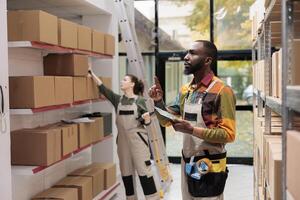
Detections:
32,187,78,200
98,77,112,100
78,25,92,51
54,176,93,200
11,128,61,166
87,77,99,100
58,18,78,49
100,77,112,90
44,54,89,76
89,163,116,189
54,76,73,105
268,142,282,200
73,77,88,102
104,34,115,56
92,31,104,54
45,123,78,156
90,117,104,143
287,130,300,200
77,122,93,148
69,166,104,197
9,76,55,109
7,10,58,45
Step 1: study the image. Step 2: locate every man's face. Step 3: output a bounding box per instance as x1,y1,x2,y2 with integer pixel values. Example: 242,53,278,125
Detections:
183,42,207,75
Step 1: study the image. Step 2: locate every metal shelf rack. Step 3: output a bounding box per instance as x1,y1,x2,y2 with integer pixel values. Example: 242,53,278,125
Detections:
252,0,300,199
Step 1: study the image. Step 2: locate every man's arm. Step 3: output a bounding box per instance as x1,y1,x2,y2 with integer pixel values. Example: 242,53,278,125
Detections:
149,76,181,126
193,86,236,143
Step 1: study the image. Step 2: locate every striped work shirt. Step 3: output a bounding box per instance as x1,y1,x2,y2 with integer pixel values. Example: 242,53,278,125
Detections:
157,72,236,143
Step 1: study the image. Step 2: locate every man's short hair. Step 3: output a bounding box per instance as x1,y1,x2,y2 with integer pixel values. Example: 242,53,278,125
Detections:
195,40,218,70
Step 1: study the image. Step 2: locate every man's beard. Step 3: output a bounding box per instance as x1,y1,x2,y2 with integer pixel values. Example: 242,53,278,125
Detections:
183,59,205,75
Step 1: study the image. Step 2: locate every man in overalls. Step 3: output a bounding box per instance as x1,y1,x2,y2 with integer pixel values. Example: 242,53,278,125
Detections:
149,40,236,200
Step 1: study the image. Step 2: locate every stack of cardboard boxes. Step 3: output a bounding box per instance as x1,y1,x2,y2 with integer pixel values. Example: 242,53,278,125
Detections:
32,163,116,200
11,117,104,166
7,10,115,56
253,107,283,200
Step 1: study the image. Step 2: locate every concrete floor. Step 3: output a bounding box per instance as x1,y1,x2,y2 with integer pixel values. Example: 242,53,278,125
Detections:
113,164,253,200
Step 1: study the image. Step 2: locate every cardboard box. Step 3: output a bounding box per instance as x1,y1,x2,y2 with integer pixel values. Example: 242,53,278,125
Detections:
287,130,300,200
268,143,282,200
100,77,112,90
78,25,92,51
69,166,104,197
74,77,88,102
77,122,93,148
44,54,89,76
87,77,99,100
58,19,78,49
32,187,78,200
11,128,61,166
271,51,279,97
92,31,105,54
47,123,78,156
7,10,58,45
54,176,93,200
104,34,115,55
89,163,116,189
90,117,104,142
98,77,112,100
54,76,73,105
9,76,55,108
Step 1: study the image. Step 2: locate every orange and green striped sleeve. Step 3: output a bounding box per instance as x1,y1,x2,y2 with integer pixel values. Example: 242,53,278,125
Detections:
201,85,236,143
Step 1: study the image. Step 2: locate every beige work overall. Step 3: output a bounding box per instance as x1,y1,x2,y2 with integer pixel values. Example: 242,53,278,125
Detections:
181,80,226,200
116,96,159,200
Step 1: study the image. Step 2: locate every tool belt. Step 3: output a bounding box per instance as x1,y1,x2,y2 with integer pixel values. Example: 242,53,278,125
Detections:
182,150,228,197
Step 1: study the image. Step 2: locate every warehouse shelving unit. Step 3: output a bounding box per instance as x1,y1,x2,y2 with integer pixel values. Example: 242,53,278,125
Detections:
8,41,113,59
0,0,120,200
10,98,106,115
12,134,113,175
252,0,300,199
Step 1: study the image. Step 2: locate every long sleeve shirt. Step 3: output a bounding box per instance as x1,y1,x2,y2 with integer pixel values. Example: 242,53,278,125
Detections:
156,72,236,144
98,84,148,118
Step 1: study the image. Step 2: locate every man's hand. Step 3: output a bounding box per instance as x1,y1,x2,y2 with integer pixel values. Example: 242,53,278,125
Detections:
172,119,194,134
148,76,164,102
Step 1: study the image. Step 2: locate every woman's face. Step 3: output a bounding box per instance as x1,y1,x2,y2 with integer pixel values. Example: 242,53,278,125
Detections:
120,76,134,91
